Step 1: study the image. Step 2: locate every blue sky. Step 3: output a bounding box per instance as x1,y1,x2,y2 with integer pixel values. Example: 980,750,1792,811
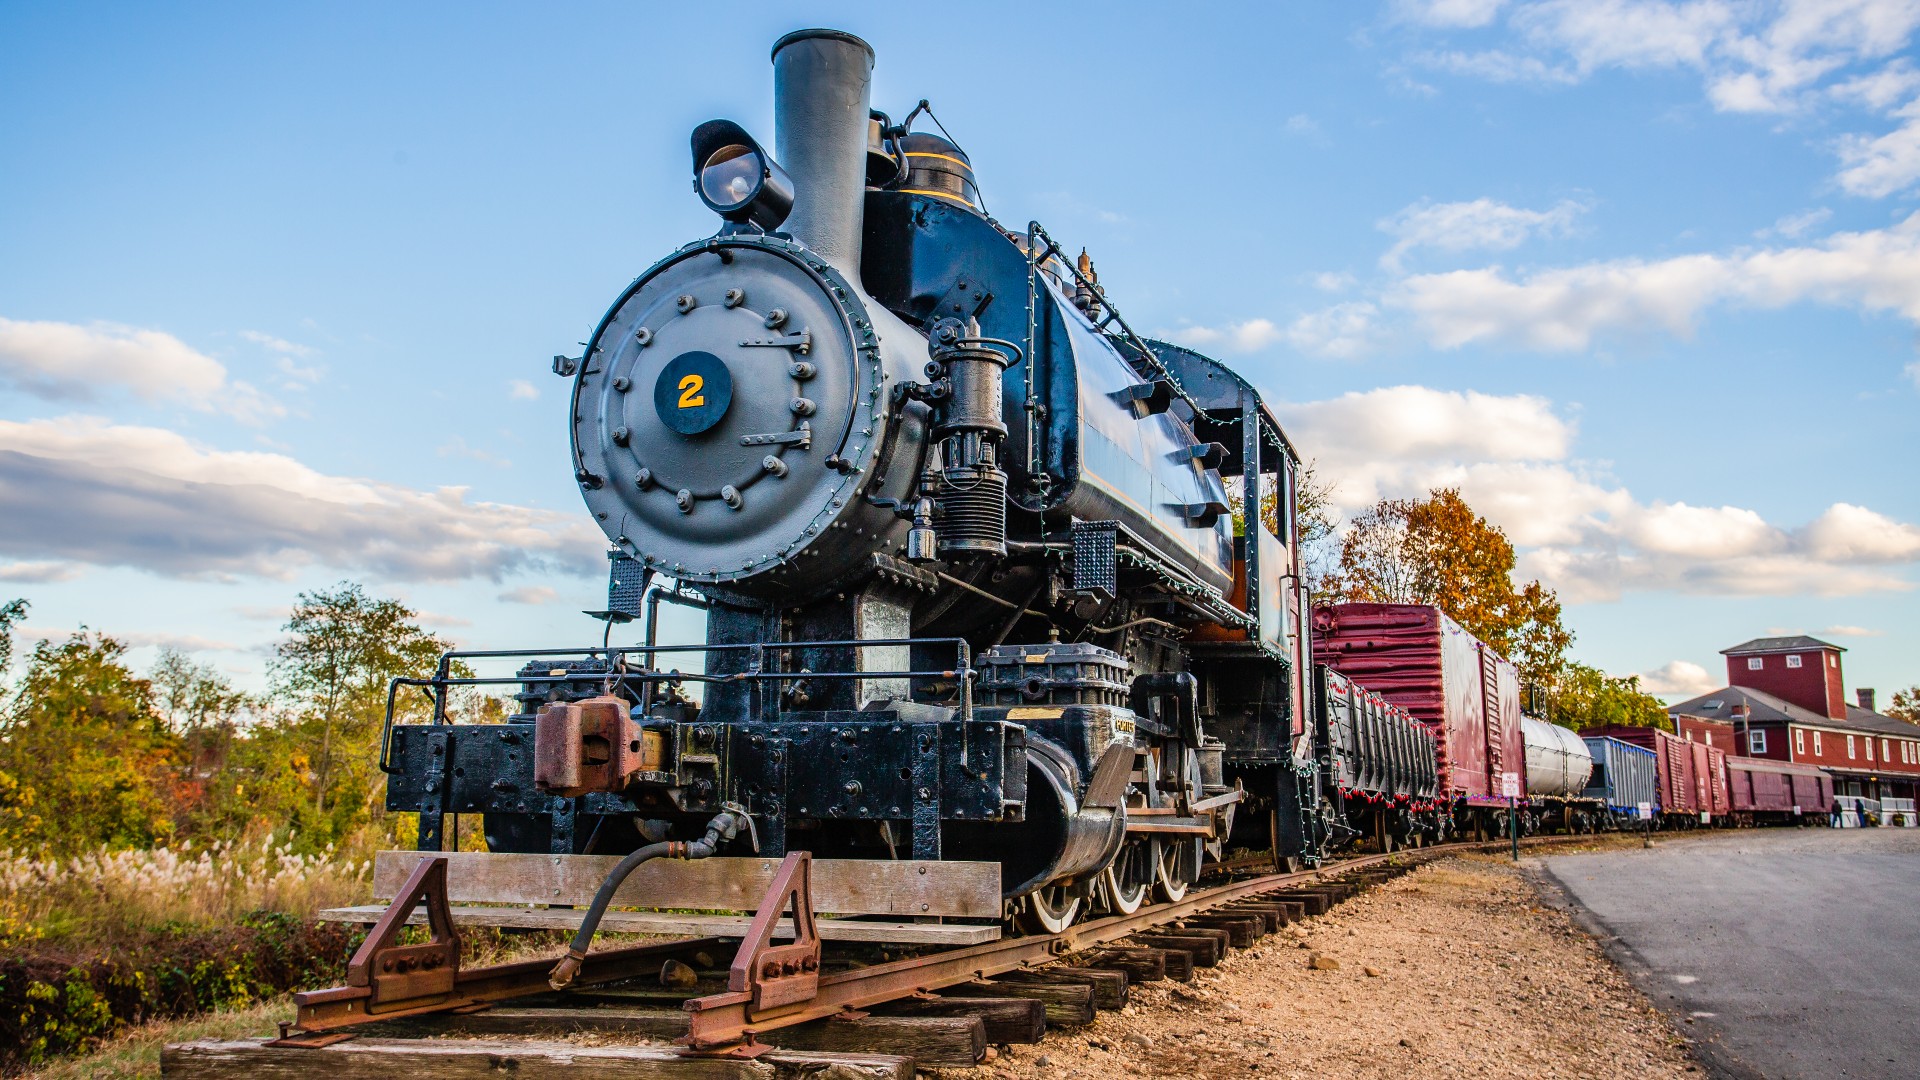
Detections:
2,1,1917,703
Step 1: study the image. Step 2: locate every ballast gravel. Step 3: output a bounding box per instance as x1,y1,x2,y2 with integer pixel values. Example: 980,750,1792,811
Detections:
942,850,1699,1080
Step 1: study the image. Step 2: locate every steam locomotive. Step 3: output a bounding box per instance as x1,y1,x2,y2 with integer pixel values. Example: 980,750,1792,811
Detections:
381,28,1570,932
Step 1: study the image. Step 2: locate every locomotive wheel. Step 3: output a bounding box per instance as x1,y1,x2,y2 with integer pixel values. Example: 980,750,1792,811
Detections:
1101,840,1151,915
1018,884,1082,935
1152,836,1201,903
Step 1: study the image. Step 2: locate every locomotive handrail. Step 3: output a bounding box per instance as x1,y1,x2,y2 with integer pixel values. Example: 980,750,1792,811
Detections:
378,637,975,773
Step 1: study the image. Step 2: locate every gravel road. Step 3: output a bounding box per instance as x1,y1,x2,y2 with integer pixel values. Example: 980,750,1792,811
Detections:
944,848,1698,1080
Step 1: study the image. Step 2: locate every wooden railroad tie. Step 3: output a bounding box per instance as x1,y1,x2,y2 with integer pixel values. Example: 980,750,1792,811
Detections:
1081,947,1173,983
1128,931,1225,967
1182,914,1262,948
162,1038,913,1079
871,995,1045,1045
995,966,1129,1011
943,979,1096,1027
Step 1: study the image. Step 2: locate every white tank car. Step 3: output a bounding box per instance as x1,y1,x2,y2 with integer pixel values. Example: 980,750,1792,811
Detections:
1521,718,1595,798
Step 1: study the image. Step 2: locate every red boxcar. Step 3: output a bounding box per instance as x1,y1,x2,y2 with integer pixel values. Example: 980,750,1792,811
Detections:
1311,604,1523,807
1725,755,1833,823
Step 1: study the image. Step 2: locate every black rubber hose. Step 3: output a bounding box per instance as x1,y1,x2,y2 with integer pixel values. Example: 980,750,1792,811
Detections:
548,840,678,989
548,808,747,990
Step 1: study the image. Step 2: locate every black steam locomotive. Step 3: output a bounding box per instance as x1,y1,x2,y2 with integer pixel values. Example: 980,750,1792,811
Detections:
383,28,1422,932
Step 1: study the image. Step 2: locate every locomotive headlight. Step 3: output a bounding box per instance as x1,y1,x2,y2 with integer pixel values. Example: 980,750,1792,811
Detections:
691,119,794,229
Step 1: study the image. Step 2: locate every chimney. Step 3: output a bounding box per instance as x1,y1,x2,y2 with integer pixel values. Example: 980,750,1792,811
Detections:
770,29,875,288
1857,688,1875,713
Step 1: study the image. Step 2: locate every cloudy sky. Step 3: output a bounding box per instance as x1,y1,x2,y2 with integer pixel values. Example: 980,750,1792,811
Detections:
2,1,1916,702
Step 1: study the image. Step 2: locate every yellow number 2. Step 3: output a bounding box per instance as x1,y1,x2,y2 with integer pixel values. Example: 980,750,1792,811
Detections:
677,373,705,409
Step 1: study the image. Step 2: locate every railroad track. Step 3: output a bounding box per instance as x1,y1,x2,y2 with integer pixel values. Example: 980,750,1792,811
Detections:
161,835,1589,1078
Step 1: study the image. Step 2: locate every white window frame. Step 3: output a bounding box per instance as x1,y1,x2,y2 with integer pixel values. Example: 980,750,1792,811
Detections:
1867,738,1874,762
1748,729,1767,754
1786,654,1803,669
1829,653,1838,668
1748,657,1764,670
1814,731,1823,755
1847,734,1856,759
1795,729,1805,755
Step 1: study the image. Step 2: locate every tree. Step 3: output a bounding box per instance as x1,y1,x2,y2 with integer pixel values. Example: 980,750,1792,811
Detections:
268,583,454,840
0,632,179,853
151,647,254,735
1325,488,1574,676
1888,687,1919,725
1541,662,1671,732
1234,459,1342,599
0,597,25,678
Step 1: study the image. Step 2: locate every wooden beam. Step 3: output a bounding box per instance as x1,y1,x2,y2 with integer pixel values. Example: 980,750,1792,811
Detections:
997,967,1128,1011
942,980,1094,1027
1128,933,1222,967
160,1038,911,1080
1080,948,1167,984
371,1008,985,1068
318,904,1000,947
871,996,1046,1044
367,851,1000,919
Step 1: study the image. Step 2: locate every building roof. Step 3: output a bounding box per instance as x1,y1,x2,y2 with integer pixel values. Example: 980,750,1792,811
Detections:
1844,704,1920,738
1720,635,1844,655
1671,685,1832,727
1671,685,1920,739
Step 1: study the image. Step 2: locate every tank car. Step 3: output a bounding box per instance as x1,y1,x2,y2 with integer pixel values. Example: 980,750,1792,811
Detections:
381,28,1319,931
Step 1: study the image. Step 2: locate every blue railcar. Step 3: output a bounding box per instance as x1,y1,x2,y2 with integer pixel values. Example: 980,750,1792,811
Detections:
1581,736,1659,829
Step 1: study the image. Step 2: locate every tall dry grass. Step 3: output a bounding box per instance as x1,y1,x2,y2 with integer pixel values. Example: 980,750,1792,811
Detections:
0,834,370,946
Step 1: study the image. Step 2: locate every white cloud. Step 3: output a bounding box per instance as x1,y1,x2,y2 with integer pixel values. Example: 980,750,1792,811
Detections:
1405,0,1920,193
1395,210,1920,350
0,560,84,583
499,585,559,605
1280,386,1572,471
1398,0,1509,27
509,379,540,401
239,330,317,358
1906,359,1920,388
1283,303,1381,358
0,317,281,424
1835,99,1920,196
1638,659,1721,697
276,356,325,388
1164,319,1289,353
1801,502,1920,561
1379,197,1585,270
1414,48,1580,84
439,436,512,468
0,416,603,582
1312,271,1358,292
1284,381,1920,604
1758,206,1832,238
1284,113,1321,137
1821,623,1885,636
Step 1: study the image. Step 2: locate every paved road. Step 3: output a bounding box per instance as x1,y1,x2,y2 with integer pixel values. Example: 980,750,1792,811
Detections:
1540,829,1920,1080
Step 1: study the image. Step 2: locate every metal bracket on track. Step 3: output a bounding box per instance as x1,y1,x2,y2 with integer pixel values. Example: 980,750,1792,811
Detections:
680,850,823,1053
279,854,727,1043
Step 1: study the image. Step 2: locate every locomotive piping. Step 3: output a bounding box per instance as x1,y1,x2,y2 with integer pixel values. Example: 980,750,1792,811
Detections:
771,29,875,287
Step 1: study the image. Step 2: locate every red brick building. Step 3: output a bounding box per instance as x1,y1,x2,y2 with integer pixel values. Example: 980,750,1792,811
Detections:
1669,635,1920,817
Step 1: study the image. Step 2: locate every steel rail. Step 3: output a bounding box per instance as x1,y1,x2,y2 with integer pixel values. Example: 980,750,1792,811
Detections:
680,833,1585,1049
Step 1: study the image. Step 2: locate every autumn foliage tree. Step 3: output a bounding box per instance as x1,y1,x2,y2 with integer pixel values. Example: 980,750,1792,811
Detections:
1325,488,1573,684
1323,487,1662,728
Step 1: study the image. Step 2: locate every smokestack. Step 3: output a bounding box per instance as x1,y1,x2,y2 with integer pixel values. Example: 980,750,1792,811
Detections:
771,29,874,287
1858,688,1876,712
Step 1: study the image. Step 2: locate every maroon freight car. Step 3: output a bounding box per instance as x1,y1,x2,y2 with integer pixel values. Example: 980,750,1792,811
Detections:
1725,755,1833,824
1311,604,1524,816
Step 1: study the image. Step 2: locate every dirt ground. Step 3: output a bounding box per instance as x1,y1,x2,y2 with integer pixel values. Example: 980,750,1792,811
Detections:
944,847,1700,1080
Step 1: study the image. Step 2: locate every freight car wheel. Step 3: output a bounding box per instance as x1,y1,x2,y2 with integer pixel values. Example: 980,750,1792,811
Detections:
1018,884,1082,935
